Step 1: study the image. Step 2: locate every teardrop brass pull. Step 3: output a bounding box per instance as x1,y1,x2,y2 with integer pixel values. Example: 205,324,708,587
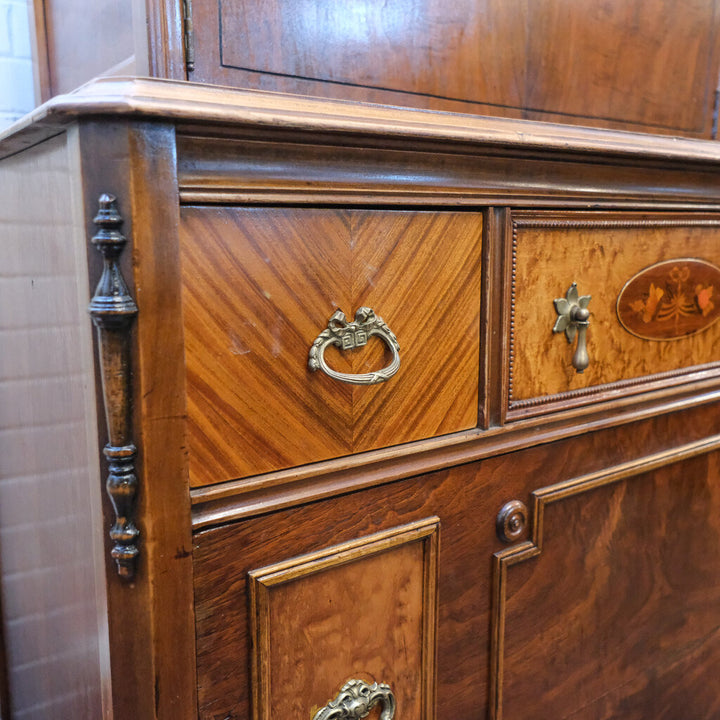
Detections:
553,283,591,373
313,680,396,720
308,308,400,385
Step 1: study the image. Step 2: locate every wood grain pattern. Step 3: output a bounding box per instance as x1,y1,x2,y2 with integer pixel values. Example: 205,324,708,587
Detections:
492,442,720,720
510,213,720,409
75,121,197,720
189,0,719,137
249,519,438,720
0,132,110,718
193,401,720,720
523,0,719,135
175,131,720,210
36,0,135,96
180,207,483,485
15,77,720,169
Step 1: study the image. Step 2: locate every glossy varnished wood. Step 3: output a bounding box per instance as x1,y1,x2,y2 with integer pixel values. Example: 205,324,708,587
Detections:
193,402,720,720
33,0,135,97
492,443,720,719
180,207,483,485
189,0,720,137
509,213,720,412
249,519,438,720
75,121,197,720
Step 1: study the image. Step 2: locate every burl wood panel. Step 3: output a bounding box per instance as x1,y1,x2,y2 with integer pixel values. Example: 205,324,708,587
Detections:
510,215,720,407
179,208,482,486
249,520,438,720
190,0,719,136
193,403,720,720
494,450,720,720
0,133,109,718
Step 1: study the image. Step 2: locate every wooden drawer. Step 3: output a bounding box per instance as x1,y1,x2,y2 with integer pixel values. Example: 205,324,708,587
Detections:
179,207,483,486
507,212,720,417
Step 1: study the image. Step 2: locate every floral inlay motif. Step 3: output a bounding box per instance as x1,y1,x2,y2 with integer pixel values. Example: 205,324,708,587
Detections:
617,259,720,340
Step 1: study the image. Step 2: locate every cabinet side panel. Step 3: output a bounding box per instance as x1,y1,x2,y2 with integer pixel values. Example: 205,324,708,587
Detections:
38,0,135,96
0,133,110,719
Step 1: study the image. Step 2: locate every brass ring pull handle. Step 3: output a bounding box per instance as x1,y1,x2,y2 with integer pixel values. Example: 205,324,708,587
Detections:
312,679,396,720
309,308,400,385
553,283,592,374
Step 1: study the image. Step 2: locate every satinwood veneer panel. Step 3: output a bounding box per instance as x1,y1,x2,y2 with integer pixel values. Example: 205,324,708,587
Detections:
493,450,720,719
189,0,719,136
249,519,438,720
510,214,720,413
179,208,482,486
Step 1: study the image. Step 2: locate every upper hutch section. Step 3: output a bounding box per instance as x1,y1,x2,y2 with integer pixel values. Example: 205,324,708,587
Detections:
32,0,720,138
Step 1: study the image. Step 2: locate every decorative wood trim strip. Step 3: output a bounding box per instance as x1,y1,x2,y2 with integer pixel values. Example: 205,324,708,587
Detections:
249,518,439,720
488,433,720,720
509,362,720,412
512,217,720,229
16,77,720,165
506,213,720,417
190,381,720,528
87,194,139,579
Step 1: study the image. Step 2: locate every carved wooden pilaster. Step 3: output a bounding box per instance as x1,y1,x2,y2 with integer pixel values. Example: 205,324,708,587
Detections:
88,194,139,579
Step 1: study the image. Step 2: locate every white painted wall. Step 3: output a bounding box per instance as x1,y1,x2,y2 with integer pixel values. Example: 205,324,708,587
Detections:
0,0,35,130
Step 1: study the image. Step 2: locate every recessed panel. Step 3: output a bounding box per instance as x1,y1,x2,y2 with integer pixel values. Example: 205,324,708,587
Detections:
249,519,439,720
509,213,720,415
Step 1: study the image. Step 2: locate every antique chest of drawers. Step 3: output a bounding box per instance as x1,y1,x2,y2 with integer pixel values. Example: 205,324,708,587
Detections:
2,78,720,719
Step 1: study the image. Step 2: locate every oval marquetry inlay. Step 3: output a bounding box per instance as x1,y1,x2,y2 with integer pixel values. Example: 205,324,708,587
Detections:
616,258,720,340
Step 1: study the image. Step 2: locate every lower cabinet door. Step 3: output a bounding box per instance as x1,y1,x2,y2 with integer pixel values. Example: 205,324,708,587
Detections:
193,420,720,720
491,443,720,720
248,518,439,720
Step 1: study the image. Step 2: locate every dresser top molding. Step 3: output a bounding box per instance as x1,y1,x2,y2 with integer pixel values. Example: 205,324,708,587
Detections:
5,76,720,167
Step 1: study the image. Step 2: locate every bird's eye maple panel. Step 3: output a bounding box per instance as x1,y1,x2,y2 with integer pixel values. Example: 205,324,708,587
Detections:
179,207,483,486
508,213,720,417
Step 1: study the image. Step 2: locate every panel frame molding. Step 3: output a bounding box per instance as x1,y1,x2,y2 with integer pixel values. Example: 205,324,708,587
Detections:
505,211,720,421
248,517,440,720
488,433,720,720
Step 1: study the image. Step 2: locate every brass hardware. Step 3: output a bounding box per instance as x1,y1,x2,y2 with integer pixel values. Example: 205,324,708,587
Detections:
313,680,396,720
182,0,195,72
553,282,591,373
496,500,528,543
309,308,400,385
88,194,140,579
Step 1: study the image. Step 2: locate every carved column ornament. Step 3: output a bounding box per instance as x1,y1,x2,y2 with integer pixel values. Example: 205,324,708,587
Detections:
88,194,139,579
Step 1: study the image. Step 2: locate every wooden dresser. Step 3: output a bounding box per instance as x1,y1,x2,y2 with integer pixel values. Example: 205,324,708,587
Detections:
2,76,720,719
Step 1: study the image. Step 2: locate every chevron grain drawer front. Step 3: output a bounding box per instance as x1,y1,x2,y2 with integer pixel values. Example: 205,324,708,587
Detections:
508,211,720,418
179,207,483,486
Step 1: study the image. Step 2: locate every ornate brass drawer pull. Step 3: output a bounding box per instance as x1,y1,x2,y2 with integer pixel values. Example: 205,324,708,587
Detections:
313,679,396,720
553,282,591,373
309,308,400,385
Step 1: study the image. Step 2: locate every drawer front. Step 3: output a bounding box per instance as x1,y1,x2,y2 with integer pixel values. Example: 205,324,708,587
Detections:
179,207,483,486
508,213,720,415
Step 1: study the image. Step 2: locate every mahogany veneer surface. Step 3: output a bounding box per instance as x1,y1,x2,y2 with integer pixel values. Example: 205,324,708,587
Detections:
179,207,483,486
190,0,720,136
498,452,720,719
193,404,720,720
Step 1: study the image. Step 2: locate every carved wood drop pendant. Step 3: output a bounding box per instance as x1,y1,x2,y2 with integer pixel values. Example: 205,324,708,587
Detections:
88,194,140,579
